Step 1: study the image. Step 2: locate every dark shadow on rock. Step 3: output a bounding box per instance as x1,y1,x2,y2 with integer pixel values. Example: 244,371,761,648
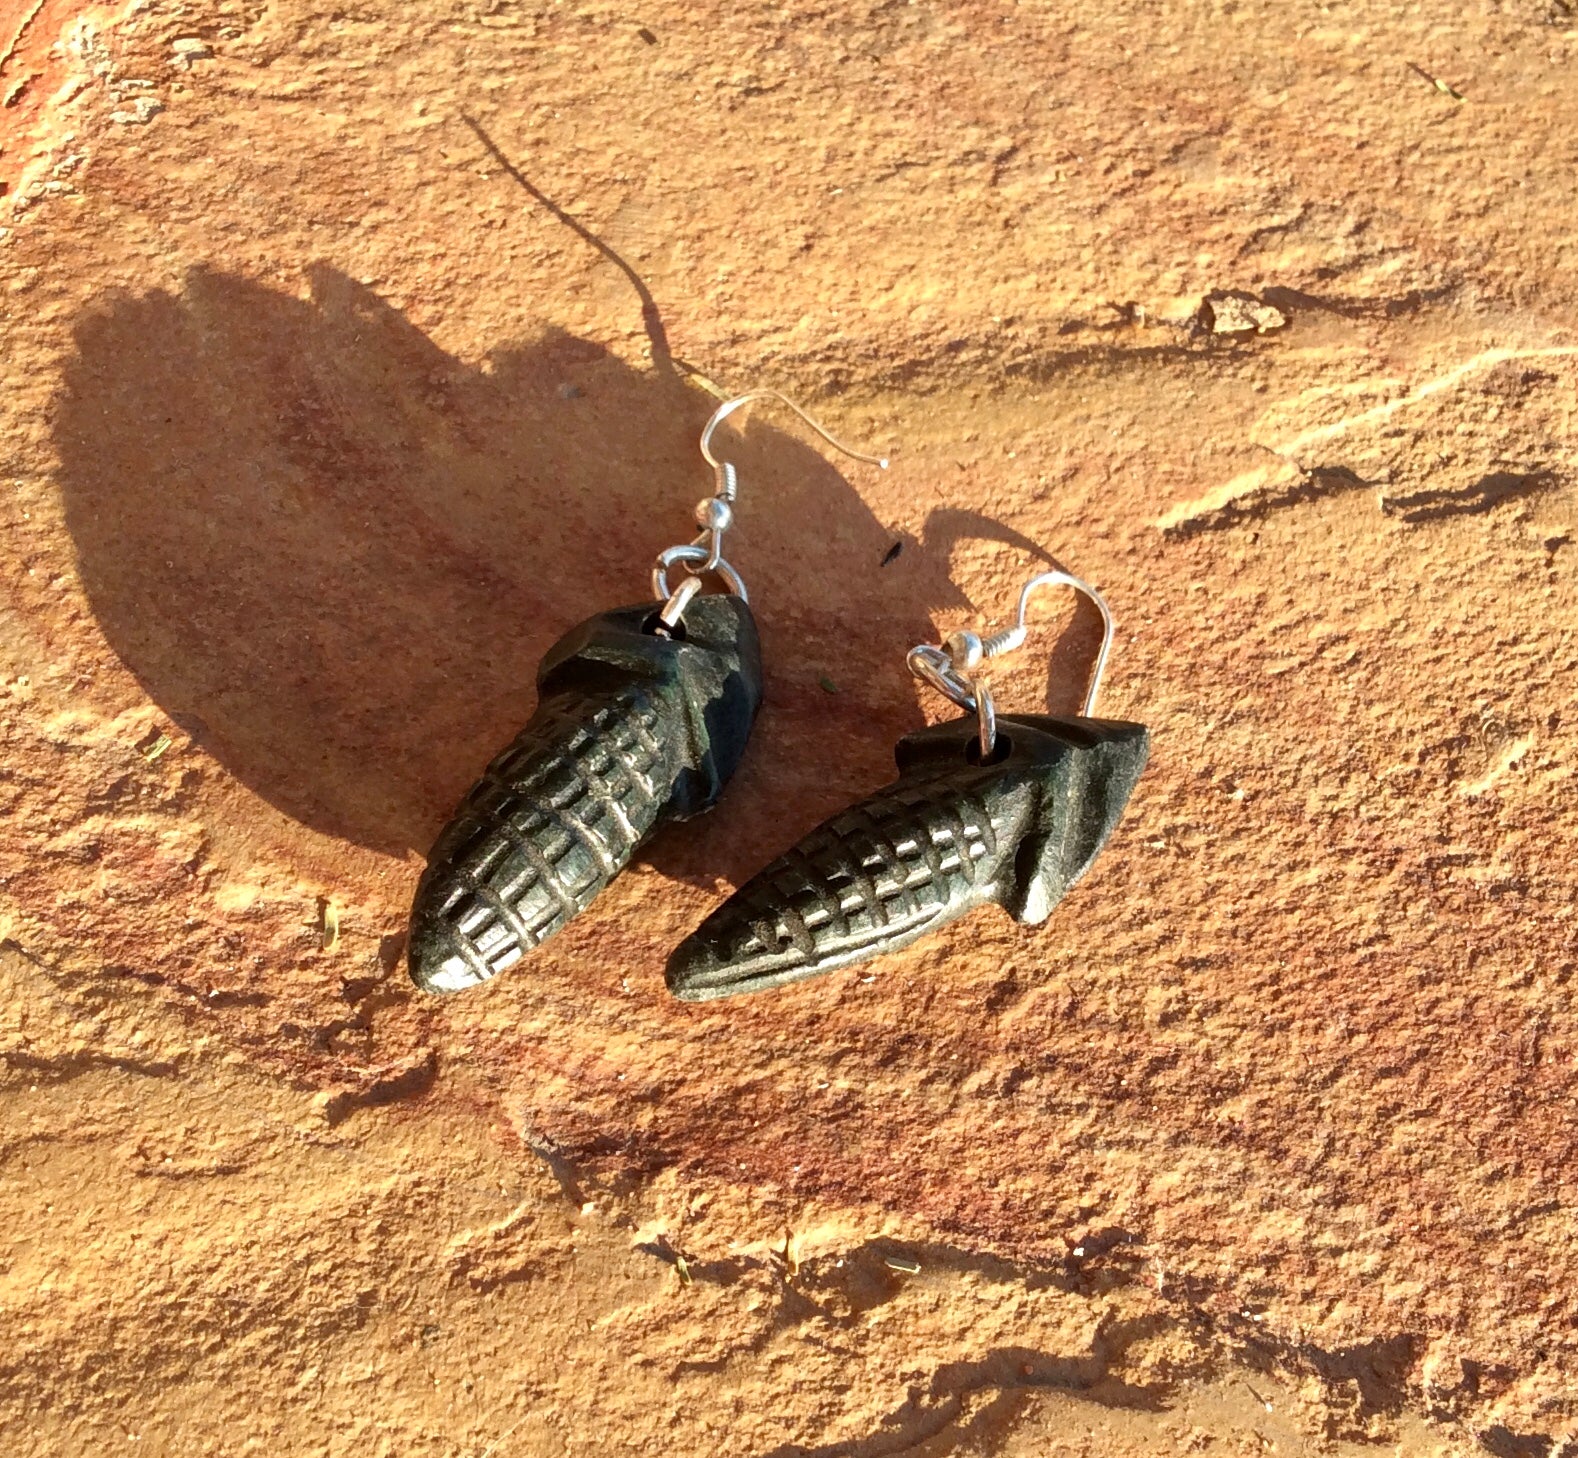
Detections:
631,1232,765,1289
54,265,964,864
917,506,1109,720
792,1237,1080,1327
1227,1321,1423,1439
1480,1426,1554,1458
1298,1332,1420,1421
1161,463,1375,539
1258,282,1456,322
1384,469,1558,525
915,507,1056,610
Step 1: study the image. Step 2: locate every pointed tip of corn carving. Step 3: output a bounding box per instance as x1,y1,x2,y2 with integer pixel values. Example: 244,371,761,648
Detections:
407,904,497,995
664,940,730,1001
665,937,828,1001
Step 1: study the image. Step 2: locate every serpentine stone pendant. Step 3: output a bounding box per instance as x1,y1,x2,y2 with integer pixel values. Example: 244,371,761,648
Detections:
665,713,1148,1000
409,595,762,994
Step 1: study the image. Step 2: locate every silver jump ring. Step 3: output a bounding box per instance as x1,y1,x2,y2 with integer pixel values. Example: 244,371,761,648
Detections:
970,675,997,759
652,544,749,603
905,645,976,713
905,649,999,757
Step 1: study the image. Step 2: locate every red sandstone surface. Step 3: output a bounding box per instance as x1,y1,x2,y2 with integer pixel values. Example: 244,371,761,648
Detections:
3,1,1577,1452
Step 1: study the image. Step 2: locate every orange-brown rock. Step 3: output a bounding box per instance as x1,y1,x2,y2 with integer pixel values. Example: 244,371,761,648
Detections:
3,0,1577,1452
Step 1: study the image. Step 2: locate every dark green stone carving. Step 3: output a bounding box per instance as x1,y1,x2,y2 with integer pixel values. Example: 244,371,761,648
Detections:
666,713,1148,1000
410,595,762,994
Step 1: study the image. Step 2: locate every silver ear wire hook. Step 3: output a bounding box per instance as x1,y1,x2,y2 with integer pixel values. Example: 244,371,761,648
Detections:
907,568,1116,758
652,390,890,617
698,390,890,482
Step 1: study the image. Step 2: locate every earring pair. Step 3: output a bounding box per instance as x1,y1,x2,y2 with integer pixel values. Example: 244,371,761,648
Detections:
406,393,1148,998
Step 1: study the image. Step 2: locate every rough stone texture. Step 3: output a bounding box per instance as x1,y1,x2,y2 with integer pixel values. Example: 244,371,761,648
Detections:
2,0,1577,1453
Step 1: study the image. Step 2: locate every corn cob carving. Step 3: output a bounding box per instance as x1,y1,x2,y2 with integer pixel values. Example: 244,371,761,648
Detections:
409,596,761,993
666,714,1147,1000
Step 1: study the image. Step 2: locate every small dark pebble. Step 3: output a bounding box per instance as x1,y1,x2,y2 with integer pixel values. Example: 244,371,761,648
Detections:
637,26,658,44
818,675,838,694
881,540,903,567
558,382,584,399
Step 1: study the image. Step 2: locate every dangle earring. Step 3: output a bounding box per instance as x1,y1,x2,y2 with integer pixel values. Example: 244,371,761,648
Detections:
665,568,1149,1000
408,390,888,994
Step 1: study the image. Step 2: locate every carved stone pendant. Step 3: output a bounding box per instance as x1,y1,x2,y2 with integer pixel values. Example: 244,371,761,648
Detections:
666,713,1147,1000
410,596,762,993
